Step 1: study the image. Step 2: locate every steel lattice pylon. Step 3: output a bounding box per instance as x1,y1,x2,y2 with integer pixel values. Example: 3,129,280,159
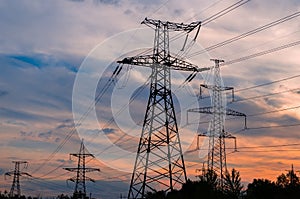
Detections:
188,59,246,188
117,18,208,199
208,59,226,186
5,161,31,198
64,140,100,199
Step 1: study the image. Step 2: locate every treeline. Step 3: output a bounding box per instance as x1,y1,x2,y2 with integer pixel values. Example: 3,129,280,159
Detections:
2,166,300,199
0,192,38,199
146,167,300,199
0,191,72,199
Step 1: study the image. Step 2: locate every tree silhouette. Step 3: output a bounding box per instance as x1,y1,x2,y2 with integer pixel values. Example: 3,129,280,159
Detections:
246,179,279,199
275,165,300,198
145,190,166,199
198,169,219,188
223,168,243,199
276,173,289,188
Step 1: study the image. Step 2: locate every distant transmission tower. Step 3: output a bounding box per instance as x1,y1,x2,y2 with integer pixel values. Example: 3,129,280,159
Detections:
188,59,246,187
117,18,209,199
64,140,100,199
5,161,31,198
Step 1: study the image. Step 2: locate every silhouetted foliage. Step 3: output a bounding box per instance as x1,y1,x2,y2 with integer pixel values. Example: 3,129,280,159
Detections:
57,194,71,199
145,167,300,199
4,166,300,199
223,168,243,199
145,170,226,199
145,190,166,199
198,169,219,188
0,192,33,199
246,179,278,199
246,166,300,199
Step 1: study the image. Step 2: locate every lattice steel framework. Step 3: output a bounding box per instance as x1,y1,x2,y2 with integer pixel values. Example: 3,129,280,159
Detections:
117,18,208,199
64,140,100,199
5,161,31,198
188,59,246,187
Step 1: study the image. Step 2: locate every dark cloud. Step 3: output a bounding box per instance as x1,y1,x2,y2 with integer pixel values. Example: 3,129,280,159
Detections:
6,120,27,126
124,9,133,15
56,159,66,163
68,0,120,5
0,107,43,121
20,131,33,137
264,98,282,108
103,128,115,135
69,0,84,2
8,139,57,152
56,120,74,130
0,90,8,97
8,53,79,72
93,0,120,5
38,131,53,140
173,9,184,17
0,107,58,123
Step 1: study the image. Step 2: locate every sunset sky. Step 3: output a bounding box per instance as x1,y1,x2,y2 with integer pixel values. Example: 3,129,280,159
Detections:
0,0,300,198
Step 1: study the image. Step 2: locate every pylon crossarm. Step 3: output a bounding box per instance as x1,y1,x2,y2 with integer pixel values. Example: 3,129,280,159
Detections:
63,168,99,172
67,177,76,182
21,172,32,177
200,84,234,91
85,168,100,172
63,168,77,172
5,172,12,176
188,106,212,114
226,108,247,128
188,107,246,118
70,153,95,158
142,18,201,33
117,54,210,72
12,161,27,164
85,177,96,182
226,108,246,117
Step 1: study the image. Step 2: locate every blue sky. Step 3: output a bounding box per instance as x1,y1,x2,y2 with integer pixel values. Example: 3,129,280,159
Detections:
0,0,300,198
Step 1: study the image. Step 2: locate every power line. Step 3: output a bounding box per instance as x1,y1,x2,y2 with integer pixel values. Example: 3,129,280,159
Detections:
172,0,251,53
237,149,300,153
222,28,300,61
202,0,250,26
235,74,300,92
184,0,226,22
187,104,300,127
186,139,300,154
149,0,252,59
87,77,150,157
111,85,300,160
237,143,300,149
32,64,123,175
37,162,67,179
246,123,300,130
233,87,300,103
24,176,69,193
224,40,300,66
248,105,300,117
187,11,300,58
186,59,300,107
